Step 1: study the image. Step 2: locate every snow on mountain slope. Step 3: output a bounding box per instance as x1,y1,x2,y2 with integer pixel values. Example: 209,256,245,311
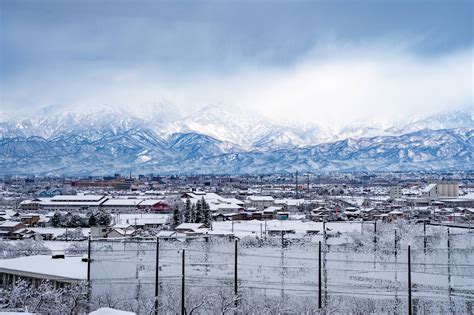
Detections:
1,128,472,175
0,106,473,175
162,105,279,147
1,105,472,147
387,108,474,135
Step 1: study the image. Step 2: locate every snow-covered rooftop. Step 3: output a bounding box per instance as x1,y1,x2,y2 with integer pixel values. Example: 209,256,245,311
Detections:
247,196,274,201
50,194,106,202
138,199,167,206
102,199,142,206
176,223,206,230
421,183,437,193
0,255,87,281
0,220,23,228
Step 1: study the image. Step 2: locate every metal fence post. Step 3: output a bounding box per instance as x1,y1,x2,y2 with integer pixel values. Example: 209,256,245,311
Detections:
318,241,322,309
155,237,159,315
408,245,412,315
423,221,427,254
234,239,239,307
394,229,398,258
87,236,91,282
181,249,186,315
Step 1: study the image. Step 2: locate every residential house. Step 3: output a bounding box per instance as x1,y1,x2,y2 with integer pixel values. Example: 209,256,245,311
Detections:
0,221,26,239
20,214,41,227
175,223,207,233
247,196,274,209
137,199,171,212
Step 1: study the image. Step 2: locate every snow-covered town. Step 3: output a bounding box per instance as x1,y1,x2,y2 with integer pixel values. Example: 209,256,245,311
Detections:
2,0,473,314
1,173,473,313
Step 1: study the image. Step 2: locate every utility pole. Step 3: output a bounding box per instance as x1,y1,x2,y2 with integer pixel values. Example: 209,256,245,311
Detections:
448,228,452,302
295,171,299,199
154,237,159,315
264,220,267,239
87,235,92,313
307,173,310,194
318,241,322,309
423,221,427,254
322,221,328,306
181,249,186,315
234,239,238,305
394,229,398,258
323,220,326,241
408,245,412,315
87,236,91,282
374,220,377,246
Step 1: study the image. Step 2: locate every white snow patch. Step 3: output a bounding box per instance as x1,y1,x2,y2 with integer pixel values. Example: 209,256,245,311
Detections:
89,308,135,315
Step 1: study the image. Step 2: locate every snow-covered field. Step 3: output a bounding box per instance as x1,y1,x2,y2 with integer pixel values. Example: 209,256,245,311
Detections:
30,227,91,238
212,220,363,239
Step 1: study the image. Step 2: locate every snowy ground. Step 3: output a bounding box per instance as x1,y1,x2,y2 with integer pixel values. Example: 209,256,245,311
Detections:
30,227,91,238
90,308,135,315
43,240,85,252
212,219,363,238
113,213,170,225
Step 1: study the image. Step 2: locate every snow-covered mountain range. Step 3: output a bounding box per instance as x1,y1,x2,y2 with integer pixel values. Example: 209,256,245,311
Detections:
0,106,473,175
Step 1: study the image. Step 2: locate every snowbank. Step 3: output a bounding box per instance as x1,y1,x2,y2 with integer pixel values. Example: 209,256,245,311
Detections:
89,308,135,315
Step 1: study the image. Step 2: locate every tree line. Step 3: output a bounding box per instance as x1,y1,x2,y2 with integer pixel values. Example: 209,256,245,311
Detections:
172,197,211,227
51,211,111,228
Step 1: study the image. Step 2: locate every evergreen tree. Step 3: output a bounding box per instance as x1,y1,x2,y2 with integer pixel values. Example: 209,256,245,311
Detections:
69,214,83,228
88,213,97,226
172,205,181,228
195,199,203,223
184,198,192,223
51,212,62,227
202,199,211,226
190,204,197,223
96,212,111,226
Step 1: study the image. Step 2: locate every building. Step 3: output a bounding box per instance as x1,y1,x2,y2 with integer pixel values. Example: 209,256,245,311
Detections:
0,221,26,239
90,226,109,238
436,182,459,197
41,195,107,212
421,184,438,201
19,198,43,211
0,255,87,288
137,200,171,212
182,191,244,213
447,213,468,223
100,198,141,212
20,214,41,226
247,196,274,209
389,186,403,200
419,182,460,203
175,223,207,233
387,210,404,222
438,193,474,208
106,226,136,238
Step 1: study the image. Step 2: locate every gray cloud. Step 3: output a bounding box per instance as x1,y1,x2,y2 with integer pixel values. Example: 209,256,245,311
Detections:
1,42,472,130
1,1,472,127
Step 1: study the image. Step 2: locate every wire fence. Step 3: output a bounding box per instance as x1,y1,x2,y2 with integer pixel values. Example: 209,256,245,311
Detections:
89,224,474,314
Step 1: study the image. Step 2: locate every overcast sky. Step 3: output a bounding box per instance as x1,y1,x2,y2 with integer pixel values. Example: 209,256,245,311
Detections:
0,0,472,126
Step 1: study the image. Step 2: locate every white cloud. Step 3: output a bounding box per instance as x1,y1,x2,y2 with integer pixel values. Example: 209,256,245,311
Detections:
1,43,472,130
